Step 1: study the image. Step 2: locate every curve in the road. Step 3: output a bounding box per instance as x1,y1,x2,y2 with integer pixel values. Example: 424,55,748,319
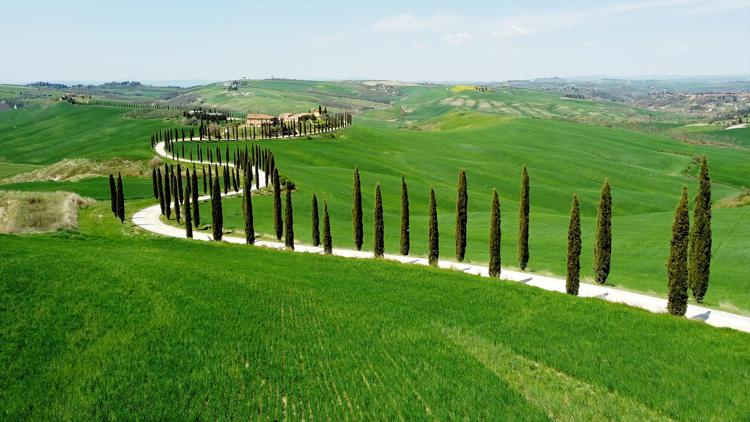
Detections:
132,140,750,334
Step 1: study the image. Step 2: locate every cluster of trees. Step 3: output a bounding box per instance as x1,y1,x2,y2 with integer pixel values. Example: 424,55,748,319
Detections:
254,112,353,139
65,96,244,117
107,173,125,223
183,108,233,122
666,157,713,315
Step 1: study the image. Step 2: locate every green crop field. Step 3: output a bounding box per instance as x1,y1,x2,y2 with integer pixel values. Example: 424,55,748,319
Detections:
1,79,749,419
1,201,749,420
174,115,750,313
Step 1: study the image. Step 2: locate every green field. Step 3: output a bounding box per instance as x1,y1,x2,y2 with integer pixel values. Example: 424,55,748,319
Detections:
1,201,749,420
174,116,750,313
1,79,749,418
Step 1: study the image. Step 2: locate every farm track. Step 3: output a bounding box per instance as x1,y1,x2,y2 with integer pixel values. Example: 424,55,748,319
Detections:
132,140,750,335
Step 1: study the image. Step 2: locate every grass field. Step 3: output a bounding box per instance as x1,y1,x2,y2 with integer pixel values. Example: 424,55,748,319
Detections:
0,177,154,201
1,201,749,419
173,116,750,313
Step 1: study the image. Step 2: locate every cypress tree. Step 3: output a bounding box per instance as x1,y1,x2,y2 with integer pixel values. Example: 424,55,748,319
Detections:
172,172,181,224
116,173,125,223
373,183,384,258
284,181,294,249
211,176,223,241
518,165,530,270
488,189,501,278
352,167,363,250
593,179,612,284
191,169,200,227
311,193,320,246
689,156,712,303
202,166,207,194
566,195,581,296
400,175,410,255
176,164,183,204
184,170,193,239
323,200,332,254
157,168,165,215
667,187,690,316
273,169,283,240
428,188,439,266
455,169,468,261
109,173,117,216
164,165,172,219
243,167,254,245
151,167,158,199
207,165,213,198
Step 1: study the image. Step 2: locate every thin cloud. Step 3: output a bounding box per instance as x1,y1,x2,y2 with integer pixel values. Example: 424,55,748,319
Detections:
443,32,474,44
370,14,462,31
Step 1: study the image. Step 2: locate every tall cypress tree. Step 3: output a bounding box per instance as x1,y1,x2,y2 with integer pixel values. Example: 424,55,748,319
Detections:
284,181,294,249
428,188,439,266
211,176,223,241
566,195,581,296
243,167,255,245
455,169,468,261
109,173,117,216
176,164,183,204
400,175,410,255
116,173,125,223
311,193,320,246
157,168,165,215
323,200,332,254
202,166,207,195
373,183,384,258
518,165,530,270
593,179,612,284
164,165,172,219
184,170,193,239
667,187,690,316
273,169,283,240
488,189,501,278
192,169,200,227
151,168,158,199
352,167,363,250
172,172,181,224
689,156,712,303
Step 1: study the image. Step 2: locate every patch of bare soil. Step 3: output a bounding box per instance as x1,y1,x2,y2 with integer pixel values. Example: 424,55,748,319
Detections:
0,191,94,233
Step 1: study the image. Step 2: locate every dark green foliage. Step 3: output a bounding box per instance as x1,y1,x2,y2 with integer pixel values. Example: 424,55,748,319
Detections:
211,175,223,241
172,172,180,224
400,175,410,256
157,168,165,215
116,173,125,223
273,169,283,240
284,181,294,249
164,165,172,219
191,169,200,227
488,189,501,278
311,194,320,246
593,179,612,284
184,170,193,239
352,167,363,251
151,168,158,199
689,156,712,303
668,187,690,316
323,200,332,254
243,167,254,245
202,166,207,195
108,174,117,216
455,169,468,262
566,195,581,296
176,164,183,205
373,183,384,258
518,165,530,270
428,188,439,266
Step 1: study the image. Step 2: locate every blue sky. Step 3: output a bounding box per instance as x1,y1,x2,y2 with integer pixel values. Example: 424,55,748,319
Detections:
1,0,749,84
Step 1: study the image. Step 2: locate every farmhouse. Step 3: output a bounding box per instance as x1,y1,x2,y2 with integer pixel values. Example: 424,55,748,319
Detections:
245,113,276,127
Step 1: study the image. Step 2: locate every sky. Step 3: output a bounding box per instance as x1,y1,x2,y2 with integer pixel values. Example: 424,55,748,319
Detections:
1,0,749,84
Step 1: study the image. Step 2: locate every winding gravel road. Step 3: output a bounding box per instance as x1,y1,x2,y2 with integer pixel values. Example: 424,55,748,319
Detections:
132,141,750,334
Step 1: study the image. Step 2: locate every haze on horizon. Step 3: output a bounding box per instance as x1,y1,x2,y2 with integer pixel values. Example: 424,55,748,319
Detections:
1,0,749,84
